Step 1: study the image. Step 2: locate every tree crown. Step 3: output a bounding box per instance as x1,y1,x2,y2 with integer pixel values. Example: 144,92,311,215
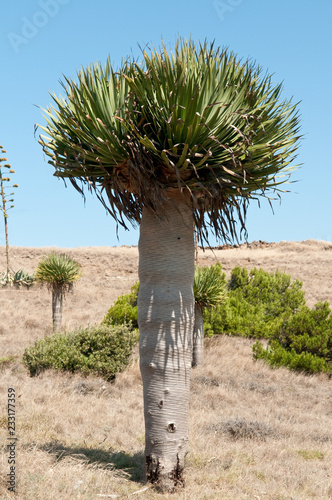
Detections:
38,39,301,243
35,252,81,291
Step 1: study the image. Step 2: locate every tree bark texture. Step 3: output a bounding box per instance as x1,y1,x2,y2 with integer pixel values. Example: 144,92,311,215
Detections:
192,303,204,368
52,287,63,332
138,192,195,492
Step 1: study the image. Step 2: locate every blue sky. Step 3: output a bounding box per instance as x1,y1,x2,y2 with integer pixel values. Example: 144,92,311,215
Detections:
1,0,331,248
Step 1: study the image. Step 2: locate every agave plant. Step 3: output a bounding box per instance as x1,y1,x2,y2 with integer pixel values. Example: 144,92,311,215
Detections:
35,253,81,331
38,39,301,492
0,271,13,287
12,269,35,289
193,263,226,367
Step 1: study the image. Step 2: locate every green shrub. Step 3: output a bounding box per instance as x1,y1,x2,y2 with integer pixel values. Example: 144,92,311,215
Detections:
23,324,139,380
253,340,332,374
204,267,305,338
274,302,332,358
229,267,305,318
204,292,276,338
229,267,305,314
203,301,229,337
102,282,139,328
253,302,332,374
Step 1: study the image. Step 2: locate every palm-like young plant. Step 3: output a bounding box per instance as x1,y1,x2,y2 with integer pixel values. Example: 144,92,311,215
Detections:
193,263,226,367
35,253,81,331
38,39,301,492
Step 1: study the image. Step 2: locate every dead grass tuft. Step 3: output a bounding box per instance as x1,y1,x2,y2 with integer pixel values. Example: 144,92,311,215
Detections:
210,418,275,440
194,375,221,387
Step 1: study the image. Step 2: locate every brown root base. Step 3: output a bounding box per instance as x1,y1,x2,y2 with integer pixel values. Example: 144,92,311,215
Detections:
146,455,185,493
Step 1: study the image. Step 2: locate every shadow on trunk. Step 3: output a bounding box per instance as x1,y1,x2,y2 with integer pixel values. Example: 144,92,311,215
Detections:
192,303,204,368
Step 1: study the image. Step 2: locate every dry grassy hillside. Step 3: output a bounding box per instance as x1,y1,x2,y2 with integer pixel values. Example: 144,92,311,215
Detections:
0,240,331,499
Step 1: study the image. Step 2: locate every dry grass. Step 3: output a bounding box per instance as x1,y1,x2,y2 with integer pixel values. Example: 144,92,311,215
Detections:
0,241,332,499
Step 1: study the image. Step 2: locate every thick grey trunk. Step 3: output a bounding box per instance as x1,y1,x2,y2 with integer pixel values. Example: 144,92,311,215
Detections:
192,303,204,368
138,192,195,492
52,287,63,332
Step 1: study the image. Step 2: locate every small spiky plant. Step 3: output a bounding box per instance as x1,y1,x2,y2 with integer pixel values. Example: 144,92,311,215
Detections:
193,263,226,366
35,253,81,331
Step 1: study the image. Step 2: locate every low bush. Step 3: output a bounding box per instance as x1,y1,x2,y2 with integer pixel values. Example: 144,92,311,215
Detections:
23,323,139,380
253,341,331,374
253,302,332,374
228,267,305,317
102,282,139,328
203,267,305,338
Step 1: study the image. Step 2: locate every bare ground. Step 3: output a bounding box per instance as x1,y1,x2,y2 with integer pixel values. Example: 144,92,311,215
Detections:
0,240,331,499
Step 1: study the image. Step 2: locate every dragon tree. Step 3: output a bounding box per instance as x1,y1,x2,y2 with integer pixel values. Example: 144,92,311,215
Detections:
38,39,301,492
